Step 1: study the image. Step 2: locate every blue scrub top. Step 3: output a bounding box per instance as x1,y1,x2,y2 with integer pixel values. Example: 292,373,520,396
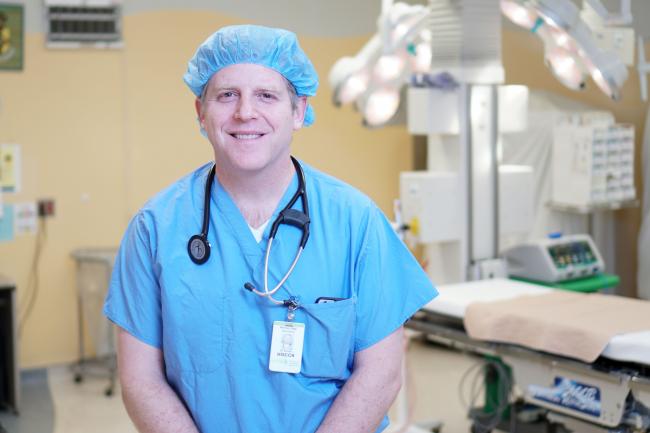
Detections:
104,161,437,433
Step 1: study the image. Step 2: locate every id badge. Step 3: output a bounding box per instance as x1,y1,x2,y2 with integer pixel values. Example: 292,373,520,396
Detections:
269,321,305,374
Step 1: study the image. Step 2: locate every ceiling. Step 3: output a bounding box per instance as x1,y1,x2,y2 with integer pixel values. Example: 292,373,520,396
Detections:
19,0,650,40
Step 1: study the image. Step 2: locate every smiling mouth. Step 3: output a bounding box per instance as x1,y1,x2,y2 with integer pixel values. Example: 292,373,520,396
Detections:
230,133,265,140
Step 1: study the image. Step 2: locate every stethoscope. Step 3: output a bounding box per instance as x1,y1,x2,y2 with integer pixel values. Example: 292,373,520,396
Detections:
188,156,310,309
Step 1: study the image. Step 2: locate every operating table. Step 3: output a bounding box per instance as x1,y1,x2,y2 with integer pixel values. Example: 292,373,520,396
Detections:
407,279,650,433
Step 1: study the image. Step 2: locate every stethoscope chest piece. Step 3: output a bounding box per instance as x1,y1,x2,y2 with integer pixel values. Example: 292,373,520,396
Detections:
188,234,211,265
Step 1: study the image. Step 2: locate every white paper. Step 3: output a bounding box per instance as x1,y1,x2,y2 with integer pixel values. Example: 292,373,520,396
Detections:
14,202,37,235
0,143,22,193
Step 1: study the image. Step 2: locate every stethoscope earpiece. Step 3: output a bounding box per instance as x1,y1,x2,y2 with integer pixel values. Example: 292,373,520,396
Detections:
188,234,211,265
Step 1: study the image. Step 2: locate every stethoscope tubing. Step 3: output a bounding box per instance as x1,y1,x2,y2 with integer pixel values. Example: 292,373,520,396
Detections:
247,239,304,305
201,165,216,238
189,156,310,308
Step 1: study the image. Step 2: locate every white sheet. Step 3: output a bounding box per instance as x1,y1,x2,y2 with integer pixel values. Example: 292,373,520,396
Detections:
424,278,650,365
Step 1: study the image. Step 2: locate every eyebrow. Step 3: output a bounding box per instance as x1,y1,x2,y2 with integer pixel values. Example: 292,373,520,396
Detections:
256,88,282,94
212,86,237,93
213,85,283,93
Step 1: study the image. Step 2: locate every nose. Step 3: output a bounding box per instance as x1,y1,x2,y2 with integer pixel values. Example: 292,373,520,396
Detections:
234,95,258,121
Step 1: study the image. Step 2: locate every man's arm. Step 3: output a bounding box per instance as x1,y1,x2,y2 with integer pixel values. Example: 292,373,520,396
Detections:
117,328,200,433
316,327,404,433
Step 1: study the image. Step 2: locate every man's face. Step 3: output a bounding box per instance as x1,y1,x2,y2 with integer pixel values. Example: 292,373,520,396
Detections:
196,63,307,176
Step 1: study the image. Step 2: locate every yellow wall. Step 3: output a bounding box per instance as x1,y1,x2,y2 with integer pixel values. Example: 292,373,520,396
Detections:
1,10,645,368
0,10,413,368
0,34,127,366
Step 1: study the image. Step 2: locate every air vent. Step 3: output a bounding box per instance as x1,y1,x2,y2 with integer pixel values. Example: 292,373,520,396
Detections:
46,3,122,48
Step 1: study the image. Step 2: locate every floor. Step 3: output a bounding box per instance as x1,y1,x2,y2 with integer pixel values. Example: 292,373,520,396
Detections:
399,338,480,433
0,338,480,433
0,370,54,433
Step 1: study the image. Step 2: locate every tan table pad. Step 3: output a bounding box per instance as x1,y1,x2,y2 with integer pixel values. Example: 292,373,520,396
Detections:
464,291,650,362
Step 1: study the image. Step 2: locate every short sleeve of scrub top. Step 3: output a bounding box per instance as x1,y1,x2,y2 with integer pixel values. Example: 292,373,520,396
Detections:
353,204,437,352
104,211,162,349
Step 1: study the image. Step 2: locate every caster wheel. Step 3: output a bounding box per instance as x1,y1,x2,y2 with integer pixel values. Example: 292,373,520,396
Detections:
74,374,83,383
104,388,114,397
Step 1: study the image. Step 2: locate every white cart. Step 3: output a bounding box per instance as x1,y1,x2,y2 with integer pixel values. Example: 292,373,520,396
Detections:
70,247,118,397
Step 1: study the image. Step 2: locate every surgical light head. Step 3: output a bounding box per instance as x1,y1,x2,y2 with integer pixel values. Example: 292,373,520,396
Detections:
184,25,319,126
328,2,431,127
501,0,628,100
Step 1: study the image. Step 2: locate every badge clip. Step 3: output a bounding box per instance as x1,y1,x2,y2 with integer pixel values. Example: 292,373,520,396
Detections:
283,296,300,321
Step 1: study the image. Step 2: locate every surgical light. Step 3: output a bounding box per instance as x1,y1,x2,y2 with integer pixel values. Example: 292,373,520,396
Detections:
412,43,432,73
363,89,400,127
554,31,568,47
337,71,370,105
374,54,405,81
329,2,431,126
591,69,611,95
419,29,432,43
330,47,379,107
584,50,628,100
500,0,538,29
501,0,628,100
393,23,410,42
545,46,586,90
535,0,580,30
548,28,576,50
330,0,632,128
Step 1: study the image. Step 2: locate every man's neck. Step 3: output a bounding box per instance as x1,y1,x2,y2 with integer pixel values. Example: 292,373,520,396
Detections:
215,156,296,228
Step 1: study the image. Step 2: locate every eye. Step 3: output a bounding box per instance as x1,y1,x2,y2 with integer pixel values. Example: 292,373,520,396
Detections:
217,91,237,101
260,92,276,100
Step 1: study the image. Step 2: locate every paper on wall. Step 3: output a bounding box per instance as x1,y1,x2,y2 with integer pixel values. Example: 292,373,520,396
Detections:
0,204,14,242
0,144,22,193
14,202,37,235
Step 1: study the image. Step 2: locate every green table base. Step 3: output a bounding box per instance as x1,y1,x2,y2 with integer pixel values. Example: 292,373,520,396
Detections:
511,273,620,293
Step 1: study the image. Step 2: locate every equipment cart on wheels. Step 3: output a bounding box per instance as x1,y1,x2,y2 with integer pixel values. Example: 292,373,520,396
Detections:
70,247,118,397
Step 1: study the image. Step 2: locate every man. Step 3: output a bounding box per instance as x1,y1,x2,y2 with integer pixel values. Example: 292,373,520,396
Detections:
104,25,437,433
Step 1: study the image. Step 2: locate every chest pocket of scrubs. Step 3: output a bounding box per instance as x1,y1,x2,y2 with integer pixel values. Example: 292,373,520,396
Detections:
298,298,356,379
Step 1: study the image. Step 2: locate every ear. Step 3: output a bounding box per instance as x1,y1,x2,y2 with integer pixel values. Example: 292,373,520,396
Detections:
195,97,204,126
292,96,308,130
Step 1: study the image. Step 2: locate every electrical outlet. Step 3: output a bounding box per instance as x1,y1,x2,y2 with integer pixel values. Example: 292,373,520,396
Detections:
37,199,55,217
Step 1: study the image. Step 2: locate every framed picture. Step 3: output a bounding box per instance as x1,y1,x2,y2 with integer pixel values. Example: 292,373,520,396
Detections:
0,3,24,71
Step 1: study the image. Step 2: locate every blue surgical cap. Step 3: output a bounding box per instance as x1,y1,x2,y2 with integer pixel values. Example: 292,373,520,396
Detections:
184,25,319,127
